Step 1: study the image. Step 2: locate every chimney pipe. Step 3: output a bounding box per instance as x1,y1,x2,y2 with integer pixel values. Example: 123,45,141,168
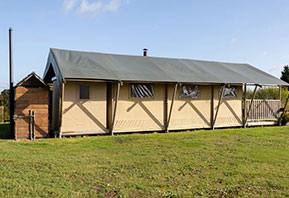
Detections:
143,48,148,56
9,27,15,139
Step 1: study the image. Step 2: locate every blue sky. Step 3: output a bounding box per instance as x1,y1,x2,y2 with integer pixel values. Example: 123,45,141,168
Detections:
1,0,289,91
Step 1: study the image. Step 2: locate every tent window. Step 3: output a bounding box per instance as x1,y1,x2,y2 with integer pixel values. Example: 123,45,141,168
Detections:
80,85,90,99
180,85,200,98
220,86,237,98
131,84,154,98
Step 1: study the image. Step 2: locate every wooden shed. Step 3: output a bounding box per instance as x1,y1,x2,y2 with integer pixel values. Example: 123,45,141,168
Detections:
14,72,49,139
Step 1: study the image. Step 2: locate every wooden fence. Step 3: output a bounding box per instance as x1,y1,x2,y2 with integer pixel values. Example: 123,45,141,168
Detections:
246,99,280,121
0,105,9,123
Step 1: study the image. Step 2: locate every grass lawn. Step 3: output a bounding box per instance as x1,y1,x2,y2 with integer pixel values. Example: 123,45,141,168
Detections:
0,126,288,197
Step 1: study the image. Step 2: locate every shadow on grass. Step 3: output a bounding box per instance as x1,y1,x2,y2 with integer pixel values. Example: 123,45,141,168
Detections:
0,123,10,139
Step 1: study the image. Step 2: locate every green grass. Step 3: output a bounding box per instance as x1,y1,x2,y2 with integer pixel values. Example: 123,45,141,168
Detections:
0,127,289,197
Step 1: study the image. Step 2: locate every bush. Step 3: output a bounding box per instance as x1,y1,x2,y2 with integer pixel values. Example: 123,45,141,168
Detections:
246,87,289,107
281,111,289,125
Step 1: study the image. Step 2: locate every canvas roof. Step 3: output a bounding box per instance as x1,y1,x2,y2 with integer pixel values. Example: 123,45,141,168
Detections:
44,48,288,86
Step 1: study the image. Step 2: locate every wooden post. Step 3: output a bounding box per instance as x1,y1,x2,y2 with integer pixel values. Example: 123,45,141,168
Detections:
164,84,168,131
59,82,64,138
29,110,32,140
210,85,214,128
243,83,247,128
212,84,225,130
278,86,282,126
111,82,121,136
32,111,35,140
279,90,289,125
2,103,4,123
279,85,282,108
166,83,178,133
244,85,258,126
107,82,113,130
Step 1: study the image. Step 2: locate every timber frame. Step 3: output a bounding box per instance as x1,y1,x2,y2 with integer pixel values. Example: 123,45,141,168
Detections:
165,83,178,132
211,84,225,129
111,82,121,135
243,84,259,128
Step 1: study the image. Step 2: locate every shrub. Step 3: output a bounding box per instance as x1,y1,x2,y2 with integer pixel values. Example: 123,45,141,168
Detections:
281,111,289,125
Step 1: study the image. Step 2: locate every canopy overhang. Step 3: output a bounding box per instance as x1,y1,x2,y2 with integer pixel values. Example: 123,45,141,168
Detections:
43,48,289,87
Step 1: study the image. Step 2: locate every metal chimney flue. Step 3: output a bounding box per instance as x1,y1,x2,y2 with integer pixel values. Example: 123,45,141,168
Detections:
143,48,148,56
9,27,15,139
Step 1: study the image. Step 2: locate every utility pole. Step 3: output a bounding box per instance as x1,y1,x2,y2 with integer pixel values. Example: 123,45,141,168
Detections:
9,27,15,139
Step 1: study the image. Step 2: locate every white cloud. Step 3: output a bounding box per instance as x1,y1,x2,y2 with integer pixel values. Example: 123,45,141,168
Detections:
62,0,129,15
281,55,289,59
269,64,285,72
63,0,78,13
263,51,268,56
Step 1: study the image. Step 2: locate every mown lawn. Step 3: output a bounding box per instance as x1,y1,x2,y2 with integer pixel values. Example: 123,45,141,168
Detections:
0,126,288,197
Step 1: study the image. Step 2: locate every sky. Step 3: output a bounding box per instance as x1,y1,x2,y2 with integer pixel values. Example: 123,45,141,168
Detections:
1,0,289,91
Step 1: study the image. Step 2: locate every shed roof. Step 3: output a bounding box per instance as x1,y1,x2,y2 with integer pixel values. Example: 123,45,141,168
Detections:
44,48,288,86
16,72,47,88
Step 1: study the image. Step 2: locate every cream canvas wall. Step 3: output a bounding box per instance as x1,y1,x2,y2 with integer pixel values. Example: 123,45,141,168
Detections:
113,83,165,132
61,81,107,133
213,85,243,127
168,85,212,130
60,82,243,134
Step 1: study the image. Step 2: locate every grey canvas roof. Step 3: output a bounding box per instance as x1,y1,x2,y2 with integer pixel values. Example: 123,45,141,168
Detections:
44,48,288,86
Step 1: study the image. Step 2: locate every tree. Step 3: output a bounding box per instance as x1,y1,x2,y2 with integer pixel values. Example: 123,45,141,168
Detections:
281,65,289,83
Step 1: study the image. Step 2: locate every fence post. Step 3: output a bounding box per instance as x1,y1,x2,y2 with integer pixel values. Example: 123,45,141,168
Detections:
32,111,35,140
2,105,4,123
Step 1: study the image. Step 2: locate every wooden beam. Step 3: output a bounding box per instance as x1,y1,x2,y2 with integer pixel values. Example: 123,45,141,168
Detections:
29,110,32,140
210,85,214,128
59,82,65,138
244,84,258,126
279,89,289,125
111,82,121,136
279,85,282,109
32,111,35,140
106,82,113,130
278,85,282,126
212,84,225,130
164,84,168,131
166,83,178,132
243,83,247,128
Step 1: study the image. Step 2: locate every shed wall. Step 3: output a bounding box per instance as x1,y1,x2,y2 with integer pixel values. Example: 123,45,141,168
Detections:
61,81,107,133
15,87,49,138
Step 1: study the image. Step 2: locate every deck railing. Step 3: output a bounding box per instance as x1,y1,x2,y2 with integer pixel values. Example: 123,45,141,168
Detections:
246,99,281,121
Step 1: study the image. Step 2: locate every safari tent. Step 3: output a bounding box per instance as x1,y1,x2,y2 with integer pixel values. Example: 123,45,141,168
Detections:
43,48,289,137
